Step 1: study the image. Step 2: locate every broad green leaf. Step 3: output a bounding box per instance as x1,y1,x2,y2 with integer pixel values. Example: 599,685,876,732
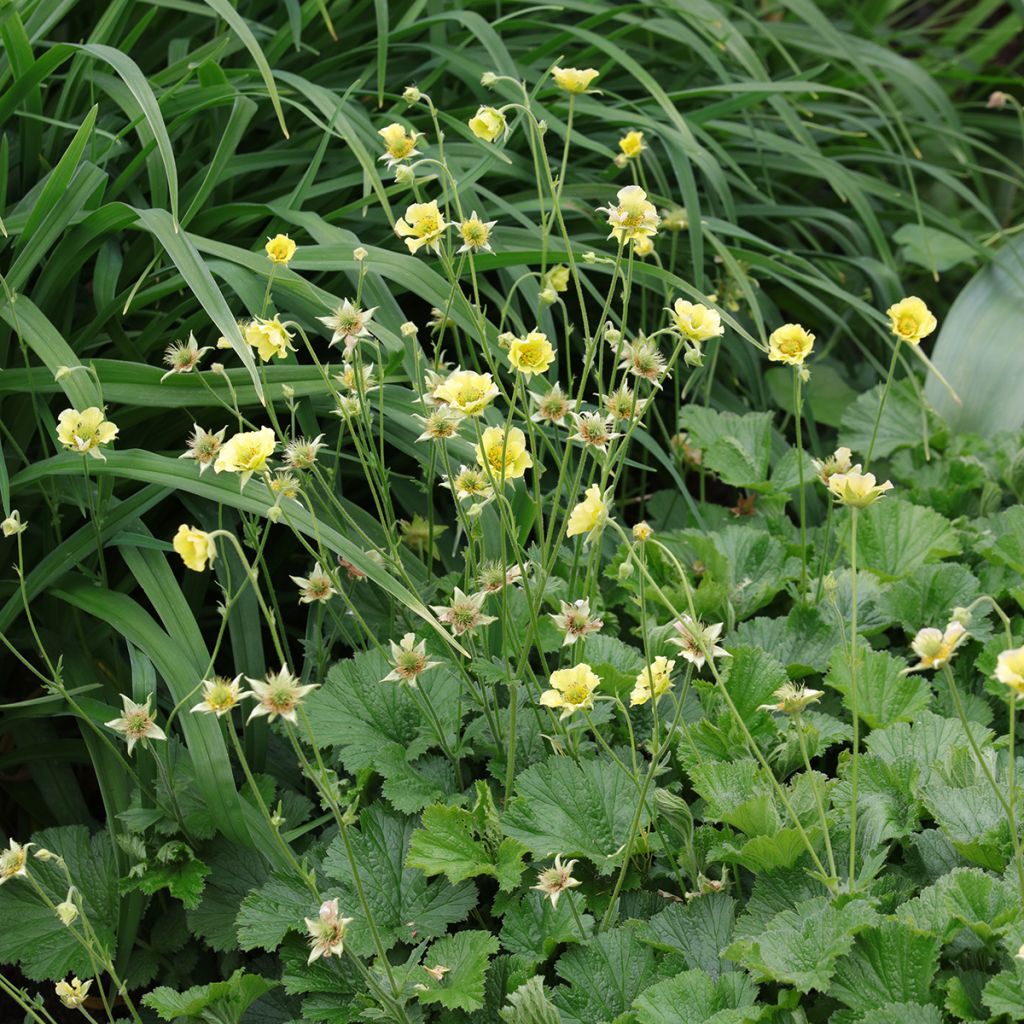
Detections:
733,606,837,677
499,891,592,965
500,976,562,1024
633,968,762,1024
983,962,1024,1020
677,407,773,488
236,872,316,953
855,1003,944,1024
849,498,960,580
416,930,499,1013
187,845,269,953
720,645,789,736
894,223,977,273
939,867,1021,941
142,969,276,1023
826,641,931,729
642,895,737,978
881,562,980,633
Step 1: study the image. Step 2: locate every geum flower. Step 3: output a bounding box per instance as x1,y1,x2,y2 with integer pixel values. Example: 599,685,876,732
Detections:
191,675,247,717
630,656,676,706
668,615,729,671
767,323,814,366
378,122,423,167
826,467,893,508
475,426,533,483
162,332,210,380
532,854,581,907
758,682,823,715
243,317,295,362
431,588,496,636
214,426,276,487
56,406,118,459
0,839,32,885
598,185,660,244
305,899,353,964
551,66,600,94
395,200,447,255
995,646,1024,700
508,331,555,377
567,484,610,542
550,598,603,646
886,296,937,345
265,233,297,265
539,663,601,719
180,424,226,474
904,621,967,674
105,695,167,755
173,524,215,572
289,563,337,604
383,633,439,686
318,300,378,353
669,299,724,344
244,667,318,724
457,212,496,254
469,105,508,142
432,369,498,416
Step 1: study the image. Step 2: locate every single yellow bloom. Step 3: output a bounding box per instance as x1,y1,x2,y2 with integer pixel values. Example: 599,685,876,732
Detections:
55,978,92,1010
768,323,815,366
546,265,570,292
173,524,216,572
214,427,276,485
598,185,660,244
905,621,966,673
567,484,608,540
475,426,533,481
432,369,498,416
757,682,824,715
995,646,1024,700
630,656,675,706
539,663,601,718
244,317,295,362
618,130,645,160
827,467,893,508
670,299,724,343
632,236,654,258
508,331,555,378
552,66,600,94
468,106,507,142
265,233,297,265
886,296,937,345
56,407,118,460
457,212,497,254
377,122,422,166
395,200,447,255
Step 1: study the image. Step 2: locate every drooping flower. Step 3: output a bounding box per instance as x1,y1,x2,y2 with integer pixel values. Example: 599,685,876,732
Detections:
162,332,211,380
668,615,729,671
56,407,119,460
55,977,93,1009
758,682,824,714
669,300,724,344
239,317,294,362
661,207,689,231
811,446,853,486
55,889,79,926
469,106,508,142
531,854,582,907
304,899,353,964
551,67,600,94
290,562,337,604
400,514,446,560
105,695,167,755
995,646,1024,700
630,656,676,706
431,588,496,635
173,524,216,572
432,369,498,416
395,200,447,255
632,521,653,542
886,296,937,345
545,265,570,293
1,510,27,537
618,130,645,161
191,675,247,717
598,185,660,244
457,212,497,254
244,667,318,724
0,839,31,885
767,323,814,366
214,427,276,486
550,598,604,646
377,122,423,167
383,633,439,686
632,236,654,258
318,300,378,352
180,424,226,474
477,560,525,592
265,233,297,265
540,663,601,719
507,330,555,377
567,484,610,541
904,622,967,674
827,467,893,508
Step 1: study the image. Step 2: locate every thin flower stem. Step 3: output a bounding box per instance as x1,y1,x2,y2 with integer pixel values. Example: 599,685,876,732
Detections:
794,713,838,883
793,368,808,595
849,507,860,892
864,337,901,469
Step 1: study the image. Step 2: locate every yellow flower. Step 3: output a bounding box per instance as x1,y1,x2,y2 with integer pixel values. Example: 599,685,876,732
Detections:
768,323,814,366
432,369,498,416
757,683,824,715
173,524,216,572
265,233,297,265
598,185,660,244
243,317,295,362
531,854,581,908
469,105,507,142
546,265,570,292
457,212,497,254
395,200,447,255
618,130,645,160
539,663,601,718
508,331,555,378
377,122,422,166
670,299,724,343
56,407,118,460
55,977,92,1010
827,467,893,508
995,646,1024,700
630,656,675,706
567,484,609,541
0,838,31,885
214,426,276,486
552,66,600,94
811,446,853,485
904,621,967,673
632,236,654,258
105,695,166,755
475,426,533,482
886,296,937,345
191,675,246,717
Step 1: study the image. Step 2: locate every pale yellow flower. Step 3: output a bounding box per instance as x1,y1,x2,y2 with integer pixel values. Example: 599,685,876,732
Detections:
669,615,729,671
530,382,570,426
598,185,660,244
469,106,508,142
630,656,676,706
457,212,496,254
105,695,167,755
886,296,937,345
305,899,353,965
243,317,294,362
811,446,853,486
55,889,79,926
180,424,226,474
552,67,600,94
550,598,604,646
540,663,601,718
475,426,533,482
55,977,92,1009
395,200,447,255
289,562,337,604
56,407,118,460
442,464,493,502
191,675,246,717
244,667,318,724
827,467,893,508
904,621,967,673
2,510,27,537
318,300,378,352
265,233,297,265
632,236,654,258
214,427,276,485
767,323,814,366
162,332,210,380
618,130,645,160
670,299,724,343
508,331,555,377
567,484,609,540
378,122,422,167
432,369,498,416
0,839,31,885
546,265,570,292
995,646,1024,700
173,524,216,572
531,854,581,907
758,682,823,714
383,633,440,686
632,521,653,542
430,587,496,635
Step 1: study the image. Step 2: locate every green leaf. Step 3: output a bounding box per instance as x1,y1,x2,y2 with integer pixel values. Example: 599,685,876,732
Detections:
850,498,960,580
733,606,837,677
939,867,1020,941
416,930,499,1012
720,645,790,736
187,845,269,953
142,969,276,1023
502,757,647,874
633,968,762,1024
854,1003,945,1024
408,804,515,886
500,891,592,965
881,563,980,633
236,872,317,953
826,641,931,729
642,895,737,978
122,856,209,911
677,407,773,488
894,223,976,273
839,379,935,460
829,920,941,1011
500,976,563,1024
983,962,1024,1020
